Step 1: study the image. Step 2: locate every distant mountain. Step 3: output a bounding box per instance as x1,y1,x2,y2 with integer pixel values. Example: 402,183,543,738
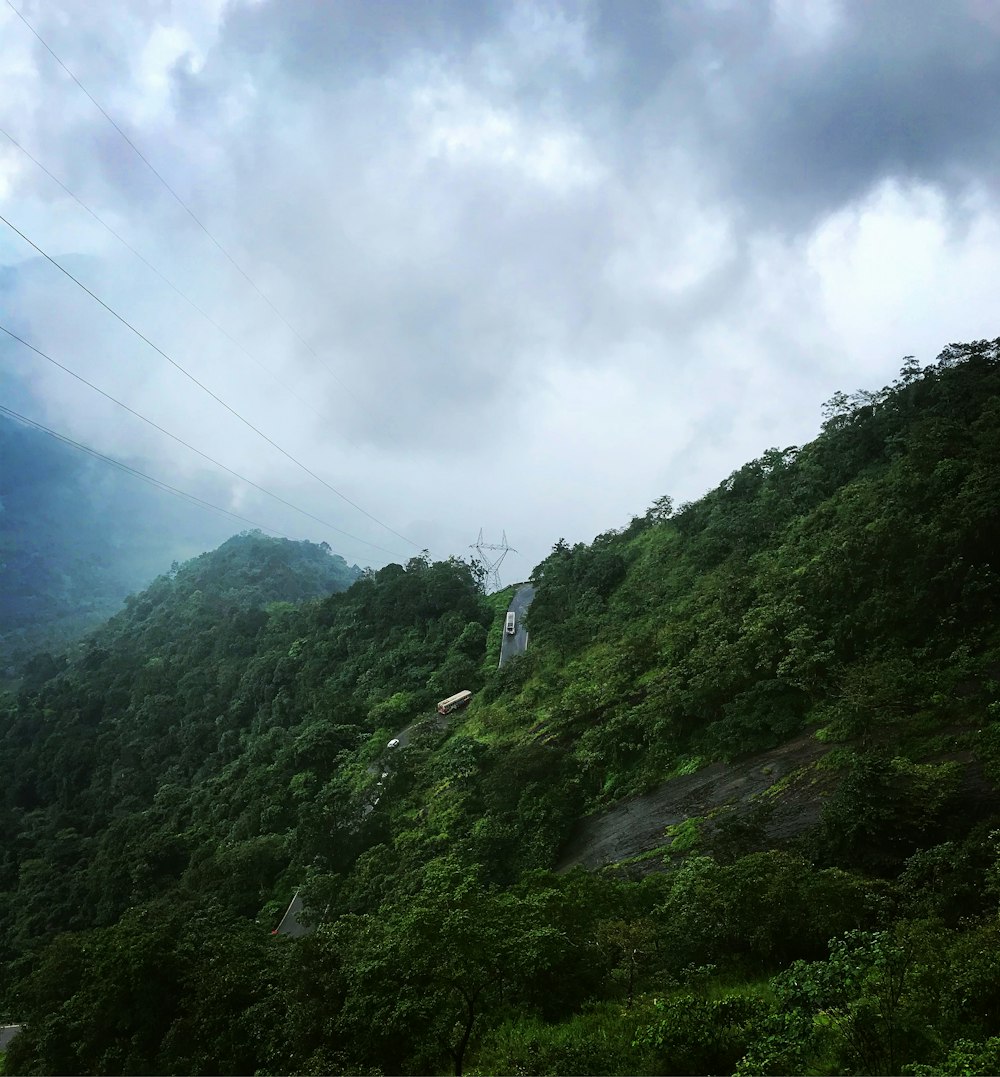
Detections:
0,414,360,678
112,530,362,641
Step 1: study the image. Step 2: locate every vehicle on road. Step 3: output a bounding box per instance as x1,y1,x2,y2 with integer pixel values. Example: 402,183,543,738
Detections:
437,689,473,715
387,738,400,749
505,611,516,634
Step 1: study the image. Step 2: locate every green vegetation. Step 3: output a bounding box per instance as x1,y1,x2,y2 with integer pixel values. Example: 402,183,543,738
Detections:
0,415,264,678
665,817,703,853
2,341,1000,1074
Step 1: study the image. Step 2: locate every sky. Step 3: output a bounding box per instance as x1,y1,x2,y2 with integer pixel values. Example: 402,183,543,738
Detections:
2,0,999,586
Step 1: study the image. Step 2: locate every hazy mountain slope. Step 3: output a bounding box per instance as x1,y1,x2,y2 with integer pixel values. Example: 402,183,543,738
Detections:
0,414,242,676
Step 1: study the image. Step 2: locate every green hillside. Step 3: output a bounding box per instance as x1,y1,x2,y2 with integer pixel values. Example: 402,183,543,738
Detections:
0,414,301,679
2,341,1000,1076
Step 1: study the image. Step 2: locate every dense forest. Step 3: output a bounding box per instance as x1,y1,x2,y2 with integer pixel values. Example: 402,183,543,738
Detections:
1,339,1000,1075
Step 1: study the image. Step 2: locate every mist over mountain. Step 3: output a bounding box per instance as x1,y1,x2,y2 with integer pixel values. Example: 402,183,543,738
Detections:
0,413,360,677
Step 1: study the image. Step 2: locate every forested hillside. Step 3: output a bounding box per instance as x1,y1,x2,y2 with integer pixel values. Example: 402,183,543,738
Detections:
0,414,268,678
2,341,1000,1076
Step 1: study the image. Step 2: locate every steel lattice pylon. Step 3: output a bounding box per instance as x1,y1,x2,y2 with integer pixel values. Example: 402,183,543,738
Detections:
470,528,516,592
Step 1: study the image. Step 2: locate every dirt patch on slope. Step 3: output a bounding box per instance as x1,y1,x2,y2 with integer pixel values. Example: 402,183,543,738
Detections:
556,732,834,874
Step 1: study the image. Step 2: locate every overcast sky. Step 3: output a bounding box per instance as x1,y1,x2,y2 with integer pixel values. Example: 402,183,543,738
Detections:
2,0,999,584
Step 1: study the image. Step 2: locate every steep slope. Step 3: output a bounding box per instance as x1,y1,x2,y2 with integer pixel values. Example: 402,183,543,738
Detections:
0,543,484,955
493,341,1000,875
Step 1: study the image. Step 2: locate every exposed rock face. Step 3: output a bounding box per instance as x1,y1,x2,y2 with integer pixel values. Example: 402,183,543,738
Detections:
556,733,834,874
557,733,1000,877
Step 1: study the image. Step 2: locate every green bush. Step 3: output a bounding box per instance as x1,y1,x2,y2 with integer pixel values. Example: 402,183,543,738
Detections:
472,1008,652,1077
633,993,773,1076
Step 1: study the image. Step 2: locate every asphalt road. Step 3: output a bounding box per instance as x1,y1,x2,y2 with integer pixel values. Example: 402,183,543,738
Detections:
498,583,535,668
273,891,309,937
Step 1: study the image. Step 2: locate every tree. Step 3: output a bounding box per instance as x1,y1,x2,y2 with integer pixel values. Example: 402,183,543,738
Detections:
334,859,566,1075
770,922,946,1075
645,495,674,524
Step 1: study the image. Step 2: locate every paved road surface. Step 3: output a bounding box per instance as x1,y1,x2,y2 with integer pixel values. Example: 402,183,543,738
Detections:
498,583,535,667
273,890,310,937
1,1025,23,1051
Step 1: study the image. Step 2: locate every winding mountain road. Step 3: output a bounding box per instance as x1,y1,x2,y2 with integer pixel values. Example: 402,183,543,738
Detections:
498,583,534,667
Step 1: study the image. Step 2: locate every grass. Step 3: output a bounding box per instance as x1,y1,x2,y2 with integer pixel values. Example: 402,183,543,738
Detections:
468,1000,659,1077
665,816,703,852
611,842,674,869
759,760,818,798
660,753,706,779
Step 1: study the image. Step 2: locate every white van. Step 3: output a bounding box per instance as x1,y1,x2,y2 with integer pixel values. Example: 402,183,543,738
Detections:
505,612,516,635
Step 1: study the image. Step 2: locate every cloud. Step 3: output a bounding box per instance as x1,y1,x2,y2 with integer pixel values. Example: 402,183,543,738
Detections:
220,0,501,80
583,0,1000,228
1,0,999,581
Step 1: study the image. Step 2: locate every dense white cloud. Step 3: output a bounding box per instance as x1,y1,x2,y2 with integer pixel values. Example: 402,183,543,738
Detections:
2,0,999,580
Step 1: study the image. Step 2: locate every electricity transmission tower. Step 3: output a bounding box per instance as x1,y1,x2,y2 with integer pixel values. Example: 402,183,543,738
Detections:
470,529,516,592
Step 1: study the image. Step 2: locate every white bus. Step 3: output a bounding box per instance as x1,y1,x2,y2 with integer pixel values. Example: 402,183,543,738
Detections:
437,689,473,716
505,611,516,634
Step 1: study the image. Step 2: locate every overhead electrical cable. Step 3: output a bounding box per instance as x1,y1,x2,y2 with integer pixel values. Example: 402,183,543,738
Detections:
0,402,287,537
0,125,332,426
5,0,363,406
0,211,422,551
0,323,408,559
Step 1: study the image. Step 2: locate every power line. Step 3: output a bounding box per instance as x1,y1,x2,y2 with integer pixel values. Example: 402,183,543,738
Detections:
0,322,408,559
4,0,363,406
0,124,332,427
0,402,287,537
0,211,422,551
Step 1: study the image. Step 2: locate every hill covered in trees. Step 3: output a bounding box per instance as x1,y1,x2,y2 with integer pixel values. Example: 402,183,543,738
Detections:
0,414,307,679
2,340,1000,1076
